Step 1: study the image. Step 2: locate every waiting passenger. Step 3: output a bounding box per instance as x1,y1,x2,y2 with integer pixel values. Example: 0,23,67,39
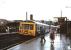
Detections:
40,27,46,42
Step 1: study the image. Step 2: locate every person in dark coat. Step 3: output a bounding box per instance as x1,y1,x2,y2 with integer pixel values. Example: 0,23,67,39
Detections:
40,27,46,42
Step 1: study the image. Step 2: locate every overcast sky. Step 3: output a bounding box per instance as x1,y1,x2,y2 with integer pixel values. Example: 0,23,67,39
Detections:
0,0,71,21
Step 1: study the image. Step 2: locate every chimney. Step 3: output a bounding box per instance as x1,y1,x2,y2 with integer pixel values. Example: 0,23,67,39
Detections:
41,20,44,23
30,14,33,20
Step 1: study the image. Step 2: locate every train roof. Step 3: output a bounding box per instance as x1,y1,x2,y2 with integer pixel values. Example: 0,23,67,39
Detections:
33,21,49,26
19,20,59,28
22,20,35,23
34,21,59,28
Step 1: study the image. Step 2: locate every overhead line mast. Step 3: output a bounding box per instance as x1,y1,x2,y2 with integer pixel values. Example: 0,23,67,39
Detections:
61,10,62,17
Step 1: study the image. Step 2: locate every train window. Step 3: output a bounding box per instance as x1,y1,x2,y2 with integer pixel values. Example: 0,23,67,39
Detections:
23,24,33,30
29,25,33,30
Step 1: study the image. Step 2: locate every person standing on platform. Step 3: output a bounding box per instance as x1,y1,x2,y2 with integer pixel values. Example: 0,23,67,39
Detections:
40,27,46,42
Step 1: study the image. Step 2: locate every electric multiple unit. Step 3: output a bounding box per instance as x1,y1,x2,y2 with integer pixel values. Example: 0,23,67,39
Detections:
19,21,58,37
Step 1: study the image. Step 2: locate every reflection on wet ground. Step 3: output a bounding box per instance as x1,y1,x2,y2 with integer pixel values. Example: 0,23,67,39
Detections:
50,43,54,50
8,33,71,50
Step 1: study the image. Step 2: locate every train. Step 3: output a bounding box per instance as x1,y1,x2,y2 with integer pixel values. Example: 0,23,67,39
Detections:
18,20,58,37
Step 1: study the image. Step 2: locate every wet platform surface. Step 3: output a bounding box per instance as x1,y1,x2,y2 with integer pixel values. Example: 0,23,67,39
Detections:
8,33,71,50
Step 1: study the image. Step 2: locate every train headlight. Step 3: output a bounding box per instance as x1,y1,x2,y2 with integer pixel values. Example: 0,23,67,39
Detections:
29,32,32,35
24,30,28,34
24,32,28,34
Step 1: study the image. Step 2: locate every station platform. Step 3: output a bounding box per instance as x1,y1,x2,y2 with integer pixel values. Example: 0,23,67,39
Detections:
8,33,71,50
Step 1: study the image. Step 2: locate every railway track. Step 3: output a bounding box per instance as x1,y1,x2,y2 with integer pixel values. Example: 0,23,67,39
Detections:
0,33,33,50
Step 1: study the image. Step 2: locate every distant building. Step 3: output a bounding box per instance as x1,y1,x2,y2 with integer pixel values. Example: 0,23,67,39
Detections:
0,19,8,26
6,20,20,32
30,14,33,20
0,19,9,33
57,17,67,34
67,21,71,36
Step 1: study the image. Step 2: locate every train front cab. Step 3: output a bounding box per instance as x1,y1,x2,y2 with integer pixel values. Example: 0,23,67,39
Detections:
19,22,36,37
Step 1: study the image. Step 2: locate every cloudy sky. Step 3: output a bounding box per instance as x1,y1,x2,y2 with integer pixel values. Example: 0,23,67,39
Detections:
0,0,71,21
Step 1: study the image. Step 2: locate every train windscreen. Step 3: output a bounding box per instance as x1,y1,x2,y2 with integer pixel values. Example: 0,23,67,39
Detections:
22,24,33,30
